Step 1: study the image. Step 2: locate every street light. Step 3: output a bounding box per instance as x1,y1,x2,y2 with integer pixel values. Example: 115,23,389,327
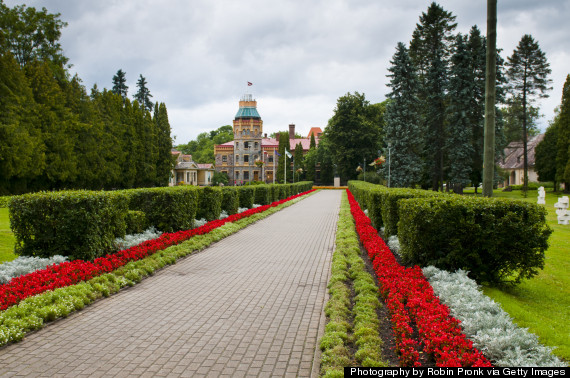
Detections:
387,142,392,188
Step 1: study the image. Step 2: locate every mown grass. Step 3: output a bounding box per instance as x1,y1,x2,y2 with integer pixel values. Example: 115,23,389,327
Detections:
464,188,570,363
0,208,16,264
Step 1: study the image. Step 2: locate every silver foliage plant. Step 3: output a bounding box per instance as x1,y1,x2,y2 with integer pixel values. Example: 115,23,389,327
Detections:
422,266,567,367
113,227,163,251
0,255,68,284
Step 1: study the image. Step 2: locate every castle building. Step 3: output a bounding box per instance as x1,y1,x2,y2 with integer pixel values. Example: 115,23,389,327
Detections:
214,94,321,185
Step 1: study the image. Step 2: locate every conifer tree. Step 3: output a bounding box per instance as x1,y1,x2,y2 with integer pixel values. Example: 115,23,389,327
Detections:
293,142,304,181
446,34,473,193
112,69,128,101
535,119,559,189
384,42,423,188
555,75,570,190
134,74,153,113
506,34,552,191
409,2,457,191
276,131,290,183
154,102,175,186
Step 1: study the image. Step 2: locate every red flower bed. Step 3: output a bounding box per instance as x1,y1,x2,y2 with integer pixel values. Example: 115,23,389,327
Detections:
346,189,491,367
0,190,315,311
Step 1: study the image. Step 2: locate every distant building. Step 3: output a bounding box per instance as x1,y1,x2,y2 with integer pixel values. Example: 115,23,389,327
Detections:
499,134,544,187
169,151,215,186
214,94,321,184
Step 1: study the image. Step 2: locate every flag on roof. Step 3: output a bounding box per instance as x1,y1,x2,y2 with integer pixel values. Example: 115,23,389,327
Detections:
247,82,253,86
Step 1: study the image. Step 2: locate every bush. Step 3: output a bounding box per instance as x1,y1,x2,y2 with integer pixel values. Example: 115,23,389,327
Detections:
125,210,148,235
9,190,128,260
221,187,239,215
253,185,270,206
128,186,199,232
398,196,552,285
0,196,12,208
237,186,254,209
196,186,222,221
270,185,280,202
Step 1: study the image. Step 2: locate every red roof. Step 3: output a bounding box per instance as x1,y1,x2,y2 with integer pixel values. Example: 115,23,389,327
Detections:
307,127,322,138
215,136,318,152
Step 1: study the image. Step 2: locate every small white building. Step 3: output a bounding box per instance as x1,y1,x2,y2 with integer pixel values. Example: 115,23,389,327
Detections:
169,151,215,186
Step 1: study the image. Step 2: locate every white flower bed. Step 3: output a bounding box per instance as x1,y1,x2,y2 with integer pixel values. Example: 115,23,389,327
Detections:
237,207,249,213
422,266,567,367
113,227,163,251
0,255,68,284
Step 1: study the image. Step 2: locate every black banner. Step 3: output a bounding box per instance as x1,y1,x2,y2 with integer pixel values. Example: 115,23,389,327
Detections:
344,367,569,378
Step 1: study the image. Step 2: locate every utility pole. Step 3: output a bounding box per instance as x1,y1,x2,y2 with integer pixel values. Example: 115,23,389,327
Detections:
483,0,497,197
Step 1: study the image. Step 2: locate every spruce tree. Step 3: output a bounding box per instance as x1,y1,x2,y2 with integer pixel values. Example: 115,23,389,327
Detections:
409,2,457,191
384,42,423,188
134,74,153,113
310,133,316,149
506,34,552,191
293,142,304,182
535,119,559,189
446,34,473,193
112,69,128,101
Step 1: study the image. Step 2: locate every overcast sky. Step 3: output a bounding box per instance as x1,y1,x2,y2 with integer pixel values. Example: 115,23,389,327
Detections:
5,0,570,144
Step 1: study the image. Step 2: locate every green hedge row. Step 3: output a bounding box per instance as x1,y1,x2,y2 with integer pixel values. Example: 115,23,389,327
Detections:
9,191,128,260
398,196,552,284
0,196,12,208
348,181,444,235
9,182,313,261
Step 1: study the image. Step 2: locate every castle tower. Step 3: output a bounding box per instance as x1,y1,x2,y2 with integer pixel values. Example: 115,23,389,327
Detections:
233,94,263,182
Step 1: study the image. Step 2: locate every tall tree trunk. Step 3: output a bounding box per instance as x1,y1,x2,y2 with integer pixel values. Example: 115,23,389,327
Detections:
522,77,529,196
483,0,497,197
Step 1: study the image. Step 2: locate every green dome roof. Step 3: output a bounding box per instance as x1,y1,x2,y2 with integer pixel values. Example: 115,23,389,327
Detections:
235,107,261,119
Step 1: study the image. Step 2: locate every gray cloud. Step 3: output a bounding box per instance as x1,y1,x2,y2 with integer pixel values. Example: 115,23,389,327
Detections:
4,0,569,142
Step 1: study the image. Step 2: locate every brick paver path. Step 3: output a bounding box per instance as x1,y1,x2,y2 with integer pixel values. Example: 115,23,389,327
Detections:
0,190,341,377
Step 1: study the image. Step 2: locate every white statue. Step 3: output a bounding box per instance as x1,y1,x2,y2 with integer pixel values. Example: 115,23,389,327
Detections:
554,196,570,225
537,186,546,205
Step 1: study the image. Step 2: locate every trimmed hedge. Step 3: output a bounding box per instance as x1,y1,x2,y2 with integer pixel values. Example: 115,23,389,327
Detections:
221,187,239,215
0,196,12,208
125,210,148,235
128,186,199,232
196,186,222,221
398,196,552,285
253,185,271,206
9,190,128,260
237,186,254,209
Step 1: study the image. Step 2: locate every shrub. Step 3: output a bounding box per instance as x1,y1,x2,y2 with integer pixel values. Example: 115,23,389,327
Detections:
128,186,199,232
9,190,128,260
221,187,239,215
0,196,12,208
253,185,270,206
125,210,147,235
398,196,552,285
237,186,254,209
196,186,222,221
270,185,280,202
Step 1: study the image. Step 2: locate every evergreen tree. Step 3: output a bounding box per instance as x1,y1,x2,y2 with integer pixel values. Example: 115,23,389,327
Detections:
383,42,423,188
409,2,457,191
276,131,290,183
310,133,316,149
446,34,474,193
112,69,128,101
304,146,317,182
506,34,552,191
535,119,559,188
0,50,44,194
154,102,175,186
134,74,153,113
293,142,304,182
555,75,570,190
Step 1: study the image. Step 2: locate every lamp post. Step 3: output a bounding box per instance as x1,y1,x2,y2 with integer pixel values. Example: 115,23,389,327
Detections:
387,142,392,188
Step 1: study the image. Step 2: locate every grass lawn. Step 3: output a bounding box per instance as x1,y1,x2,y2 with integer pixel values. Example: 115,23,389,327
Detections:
0,208,16,264
465,188,570,363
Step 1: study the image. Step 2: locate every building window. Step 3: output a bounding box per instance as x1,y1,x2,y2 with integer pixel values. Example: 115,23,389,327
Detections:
222,155,227,163
254,142,258,149
186,172,190,183
244,171,249,180
268,154,273,163
244,154,249,163
244,141,249,149
236,171,240,179
236,155,239,163
235,142,239,149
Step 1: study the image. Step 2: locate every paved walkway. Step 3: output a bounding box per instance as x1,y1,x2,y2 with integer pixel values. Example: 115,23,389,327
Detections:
0,190,341,377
